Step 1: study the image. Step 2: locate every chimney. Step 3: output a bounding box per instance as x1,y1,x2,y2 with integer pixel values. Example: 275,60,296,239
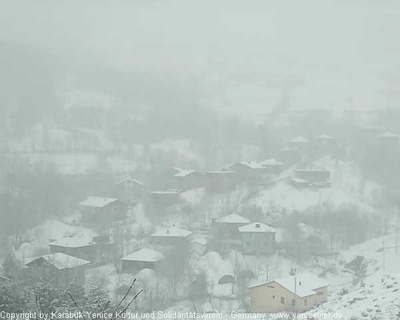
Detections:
255,223,260,229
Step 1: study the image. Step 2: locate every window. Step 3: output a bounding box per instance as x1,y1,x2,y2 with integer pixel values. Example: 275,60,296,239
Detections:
292,299,296,306
304,299,307,306
281,297,285,304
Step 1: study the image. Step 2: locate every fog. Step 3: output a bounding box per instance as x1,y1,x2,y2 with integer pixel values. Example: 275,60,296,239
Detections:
2,0,400,120
1,1,400,317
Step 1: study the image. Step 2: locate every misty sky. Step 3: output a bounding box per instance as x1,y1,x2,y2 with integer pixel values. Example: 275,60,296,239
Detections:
1,0,400,121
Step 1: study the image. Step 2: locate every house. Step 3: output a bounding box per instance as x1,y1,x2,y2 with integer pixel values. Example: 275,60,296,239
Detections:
315,134,336,147
174,170,206,191
279,147,301,166
238,222,276,255
227,162,266,185
116,177,145,203
146,167,181,190
120,248,165,273
149,190,181,207
287,136,309,151
260,159,284,175
204,170,238,193
376,131,399,148
294,223,328,256
213,214,250,240
289,177,310,189
157,167,184,189
49,235,116,263
190,237,208,256
23,253,90,283
294,169,330,183
78,196,128,223
249,273,329,313
312,134,337,155
353,125,380,148
151,227,192,246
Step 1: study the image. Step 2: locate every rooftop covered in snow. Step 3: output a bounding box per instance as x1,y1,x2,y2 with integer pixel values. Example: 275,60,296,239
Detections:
79,196,118,208
289,136,309,143
294,168,329,173
25,253,90,270
204,170,237,175
49,236,95,248
289,177,309,183
121,248,165,262
238,222,276,233
280,146,299,152
190,237,208,246
316,134,336,140
116,176,144,186
174,169,197,177
151,227,192,238
249,273,329,298
260,159,284,166
377,131,398,138
216,213,250,224
150,190,181,195
231,161,265,170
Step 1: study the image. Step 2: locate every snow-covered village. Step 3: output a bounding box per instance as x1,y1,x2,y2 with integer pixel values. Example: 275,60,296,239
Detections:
1,1,400,320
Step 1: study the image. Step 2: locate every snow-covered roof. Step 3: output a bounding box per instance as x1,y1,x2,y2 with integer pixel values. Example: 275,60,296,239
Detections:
190,237,208,246
116,177,144,186
249,273,328,298
238,222,276,233
49,236,95,248
289,136,309,143
216,214,250,224
290,177,309,183
174,169,196,177
316,134,336,140
275,274,329,297
248,278,269,289
79,196,118,208
121,248,165,262
238,161,265,169
151,227,192,238
280,146,294,151
25,253,90,270
294,168,329,173
150,190,181,195
205,170,237,174
377,131,398,138
261,159,283,166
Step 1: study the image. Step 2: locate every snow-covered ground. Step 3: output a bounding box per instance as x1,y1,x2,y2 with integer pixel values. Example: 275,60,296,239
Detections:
317,232,400,320
14,219,98,261
251,158,381,215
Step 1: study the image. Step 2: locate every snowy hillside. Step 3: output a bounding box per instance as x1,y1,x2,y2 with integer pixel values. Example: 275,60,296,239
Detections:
251,158,383,215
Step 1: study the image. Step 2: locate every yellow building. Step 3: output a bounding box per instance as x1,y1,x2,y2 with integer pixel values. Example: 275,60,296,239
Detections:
249,273,328,313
